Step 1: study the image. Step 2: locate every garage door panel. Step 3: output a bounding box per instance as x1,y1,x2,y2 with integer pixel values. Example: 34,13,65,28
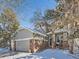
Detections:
16,40,30,51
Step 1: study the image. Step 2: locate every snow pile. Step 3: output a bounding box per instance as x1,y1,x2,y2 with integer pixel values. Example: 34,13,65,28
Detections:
14,53,31,59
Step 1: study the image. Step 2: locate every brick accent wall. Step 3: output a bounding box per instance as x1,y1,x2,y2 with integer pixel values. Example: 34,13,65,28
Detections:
30,39,48,53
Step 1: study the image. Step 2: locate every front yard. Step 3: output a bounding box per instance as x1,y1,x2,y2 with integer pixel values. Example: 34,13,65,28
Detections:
0,49,78,59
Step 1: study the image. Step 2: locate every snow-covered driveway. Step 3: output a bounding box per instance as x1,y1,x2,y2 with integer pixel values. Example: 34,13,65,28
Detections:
0,49,76,59
16,49,76,59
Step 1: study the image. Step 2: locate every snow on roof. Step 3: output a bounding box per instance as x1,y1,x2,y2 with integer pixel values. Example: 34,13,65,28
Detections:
47,32,52,34
32,30,46,37
54,29,68,33
17,27,46,37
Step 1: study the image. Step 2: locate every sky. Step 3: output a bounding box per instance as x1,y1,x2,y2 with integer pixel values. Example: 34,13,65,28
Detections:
15,0,57,29
0,0,57,29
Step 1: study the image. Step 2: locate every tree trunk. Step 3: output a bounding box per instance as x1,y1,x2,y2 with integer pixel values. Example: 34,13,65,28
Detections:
9,39,12,51
70,39,74,54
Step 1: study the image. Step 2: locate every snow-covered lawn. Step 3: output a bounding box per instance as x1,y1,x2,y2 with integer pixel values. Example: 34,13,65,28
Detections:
0,53,31,59
0,49,77,59
0,48,9,54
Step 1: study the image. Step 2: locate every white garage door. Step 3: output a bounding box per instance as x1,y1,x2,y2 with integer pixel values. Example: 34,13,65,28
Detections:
16,40,30,52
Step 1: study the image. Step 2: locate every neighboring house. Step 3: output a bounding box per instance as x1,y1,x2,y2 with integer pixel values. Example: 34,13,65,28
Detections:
11,28,47,53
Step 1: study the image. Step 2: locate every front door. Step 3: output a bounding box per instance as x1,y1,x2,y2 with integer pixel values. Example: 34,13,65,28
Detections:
55,33,63,48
